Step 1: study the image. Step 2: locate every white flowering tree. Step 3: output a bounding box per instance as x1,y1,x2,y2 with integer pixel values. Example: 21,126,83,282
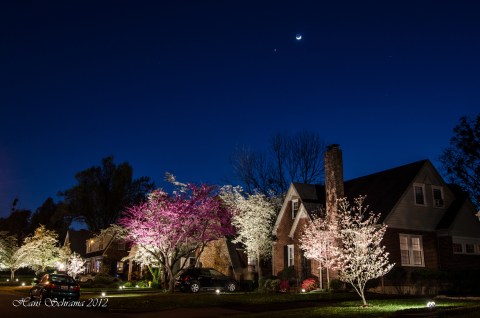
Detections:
220,186,277,279
335,196,394,306
17,225,62,274
300,216,338,289
66,252,86,279
0,232,26,280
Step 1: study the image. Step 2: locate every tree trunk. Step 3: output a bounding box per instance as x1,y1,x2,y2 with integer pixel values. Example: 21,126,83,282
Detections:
165,265,176,293
11,269,16,280
256,251,262,280
319,265,323,290
326,267,330,290
360,290,367,306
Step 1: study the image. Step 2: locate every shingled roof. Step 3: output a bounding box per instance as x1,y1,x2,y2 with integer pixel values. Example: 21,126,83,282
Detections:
292,160,429,222
436,184,469,230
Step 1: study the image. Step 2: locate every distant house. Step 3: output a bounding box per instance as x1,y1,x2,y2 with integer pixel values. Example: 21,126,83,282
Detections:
198,238,249,281
272,144,480,293
84,231,129,278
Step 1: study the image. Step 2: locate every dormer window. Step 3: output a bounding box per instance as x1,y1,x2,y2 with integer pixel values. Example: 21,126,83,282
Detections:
292,199,299,220
432,186,444,208
413,184,426,206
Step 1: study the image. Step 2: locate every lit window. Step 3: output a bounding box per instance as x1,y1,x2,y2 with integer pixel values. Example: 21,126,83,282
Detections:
292,200,299,220
432,187,444,207
399,234,424,266
414,184,426,206
287,245,294,267
117,261,124,273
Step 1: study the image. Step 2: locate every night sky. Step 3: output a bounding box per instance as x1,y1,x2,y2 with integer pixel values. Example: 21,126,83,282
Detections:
1,1,479,217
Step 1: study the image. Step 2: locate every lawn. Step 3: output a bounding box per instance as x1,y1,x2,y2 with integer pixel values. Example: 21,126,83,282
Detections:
98,291,480,317
5,285,479,317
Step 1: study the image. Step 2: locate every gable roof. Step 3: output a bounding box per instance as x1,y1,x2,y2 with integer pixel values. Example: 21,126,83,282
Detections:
344,159,428,222
436,184,469,230
290,160,429,223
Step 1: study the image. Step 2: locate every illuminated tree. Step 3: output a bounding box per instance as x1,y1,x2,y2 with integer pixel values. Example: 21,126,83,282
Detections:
300,215,338,289
66,252,86,279
335,196,394,306
17,225,62,274
220,186,276,279
0,232,25,280
120,183,234,292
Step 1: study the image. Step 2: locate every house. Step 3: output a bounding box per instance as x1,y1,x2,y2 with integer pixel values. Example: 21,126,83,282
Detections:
84,231,129,278
272,144,480,292
198,237,249,281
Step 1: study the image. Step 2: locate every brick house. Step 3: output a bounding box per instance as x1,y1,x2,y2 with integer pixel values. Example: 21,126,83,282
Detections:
84,231,129,278
272,144,480,292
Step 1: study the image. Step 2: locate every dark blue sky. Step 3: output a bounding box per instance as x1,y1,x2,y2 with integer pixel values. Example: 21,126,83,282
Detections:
1,1,479,216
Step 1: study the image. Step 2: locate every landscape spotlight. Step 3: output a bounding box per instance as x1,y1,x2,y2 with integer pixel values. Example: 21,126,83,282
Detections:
101,292,106,297
15,278,18,282
6,279,9,282
427,301,436,309
21,282,25,286
215,289,220,294
301,289,306,293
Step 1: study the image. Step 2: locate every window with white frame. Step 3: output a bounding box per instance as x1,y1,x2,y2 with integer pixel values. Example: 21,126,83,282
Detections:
452,237,480,255
432,186,444,207
413,184,426,206
399,234,424,266
291,199,299,220
452,243,463,253
287,244,294,267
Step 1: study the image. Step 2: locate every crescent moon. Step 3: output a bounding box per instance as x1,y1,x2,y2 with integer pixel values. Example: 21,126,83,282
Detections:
296,34,302,40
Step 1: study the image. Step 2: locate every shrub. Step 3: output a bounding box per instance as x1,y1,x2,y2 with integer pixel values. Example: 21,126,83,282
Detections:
279,280,290,292
329,279,344,292
301,278,317,292
123,281,135,288
267,279,281,292
278,266,295,280
137,280,149,288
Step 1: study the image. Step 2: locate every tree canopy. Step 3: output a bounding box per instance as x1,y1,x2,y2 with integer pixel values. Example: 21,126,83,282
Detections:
120,183,234,292
60,156,155,232
440,114,480,208
232,130,326,196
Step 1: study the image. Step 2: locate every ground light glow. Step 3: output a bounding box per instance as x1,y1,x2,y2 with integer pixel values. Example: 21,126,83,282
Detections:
101,292,106,297
427,301,436,308
21,282,25,286
216,289,220,294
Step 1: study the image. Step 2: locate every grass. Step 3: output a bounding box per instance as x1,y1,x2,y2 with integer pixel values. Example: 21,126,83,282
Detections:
100,291,480,316
3,285,479,317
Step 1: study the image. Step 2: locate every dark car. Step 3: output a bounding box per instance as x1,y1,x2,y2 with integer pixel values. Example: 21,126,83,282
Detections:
30,273,80,301
176,268,238,293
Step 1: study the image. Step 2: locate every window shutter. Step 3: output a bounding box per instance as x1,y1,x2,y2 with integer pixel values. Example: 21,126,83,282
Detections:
284,245,288,269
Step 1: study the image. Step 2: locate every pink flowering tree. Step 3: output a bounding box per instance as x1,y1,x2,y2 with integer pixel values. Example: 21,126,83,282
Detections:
120,183,234,292
300,214,338,289
336,196,394,306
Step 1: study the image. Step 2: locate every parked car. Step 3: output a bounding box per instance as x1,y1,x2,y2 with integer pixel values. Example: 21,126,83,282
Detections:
176,268,238,293
78,272,121,283
30,273,80,301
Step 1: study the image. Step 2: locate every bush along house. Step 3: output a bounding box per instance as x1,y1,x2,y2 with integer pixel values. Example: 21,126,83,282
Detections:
272,144,480,294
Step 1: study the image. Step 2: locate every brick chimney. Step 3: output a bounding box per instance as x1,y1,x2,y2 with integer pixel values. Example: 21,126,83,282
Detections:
324,144,344,223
